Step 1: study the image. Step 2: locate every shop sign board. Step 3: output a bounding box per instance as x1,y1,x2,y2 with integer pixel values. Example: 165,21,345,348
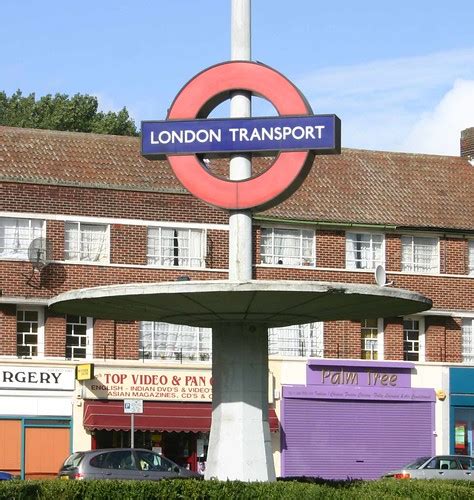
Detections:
76,363,94,381
84,367,213,402
141,61,341,211
0,365,75,391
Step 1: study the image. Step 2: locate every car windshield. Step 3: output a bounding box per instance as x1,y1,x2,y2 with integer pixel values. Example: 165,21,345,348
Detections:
404,457,431,469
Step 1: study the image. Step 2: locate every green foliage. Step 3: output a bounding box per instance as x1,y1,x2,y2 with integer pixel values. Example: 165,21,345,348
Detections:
1,479,474,500
0,90,138,136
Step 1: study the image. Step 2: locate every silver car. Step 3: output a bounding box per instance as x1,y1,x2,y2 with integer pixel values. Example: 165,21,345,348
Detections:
383,455,474,480
58,448,202,481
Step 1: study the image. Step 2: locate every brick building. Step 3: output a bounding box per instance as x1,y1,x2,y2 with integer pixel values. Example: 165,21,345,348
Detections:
0,124,473,478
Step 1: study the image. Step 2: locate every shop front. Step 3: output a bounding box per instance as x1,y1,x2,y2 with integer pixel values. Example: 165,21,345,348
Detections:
280,359,435,480
450,367,474,455
75,364,278,473
0,363,74,479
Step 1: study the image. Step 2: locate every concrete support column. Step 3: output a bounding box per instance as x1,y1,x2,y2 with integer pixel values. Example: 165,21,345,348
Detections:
205,322,275,481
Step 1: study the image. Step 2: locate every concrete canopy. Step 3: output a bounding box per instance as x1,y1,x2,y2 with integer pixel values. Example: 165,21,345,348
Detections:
48,280,432,328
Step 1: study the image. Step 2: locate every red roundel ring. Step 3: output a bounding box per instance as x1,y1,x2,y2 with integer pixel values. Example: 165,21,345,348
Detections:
166,61,314,210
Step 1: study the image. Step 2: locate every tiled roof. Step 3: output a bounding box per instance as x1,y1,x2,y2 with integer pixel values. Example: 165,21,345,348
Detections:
1,126,473,231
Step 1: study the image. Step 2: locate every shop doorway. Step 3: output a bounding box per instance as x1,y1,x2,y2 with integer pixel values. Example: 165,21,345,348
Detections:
93,430,208,473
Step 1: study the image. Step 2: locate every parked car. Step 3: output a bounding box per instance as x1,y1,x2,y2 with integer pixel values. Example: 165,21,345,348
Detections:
383,455,474,480
0,471,13,480
58,448,202,481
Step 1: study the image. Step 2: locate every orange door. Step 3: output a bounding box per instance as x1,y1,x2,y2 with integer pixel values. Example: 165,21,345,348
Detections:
0,420,21,476
25,427,70,479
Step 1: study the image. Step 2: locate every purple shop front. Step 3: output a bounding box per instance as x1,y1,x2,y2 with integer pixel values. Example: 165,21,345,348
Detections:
281,360,435,480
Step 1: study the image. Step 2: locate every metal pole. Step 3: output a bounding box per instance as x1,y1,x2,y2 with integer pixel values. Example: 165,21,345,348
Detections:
229,0,252,281
131,413,135,448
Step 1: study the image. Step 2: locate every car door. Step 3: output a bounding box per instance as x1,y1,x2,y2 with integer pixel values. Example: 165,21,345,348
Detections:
457,456,474,480
422,456,462,480
90,450,139,480
134,450,180,481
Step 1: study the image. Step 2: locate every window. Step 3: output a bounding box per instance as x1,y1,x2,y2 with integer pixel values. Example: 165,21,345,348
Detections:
462,319,474,364
401,235,439,273
66,315,93,359
140,322,211,362
147,227,205,268
268,322,323,357
260,227,315,266
90,451,135,470
17,307,44,357
469,240,474,275
64,222,108,263
0,217,44,260
346,232,384,270
361,319,383,360
403,317,425,362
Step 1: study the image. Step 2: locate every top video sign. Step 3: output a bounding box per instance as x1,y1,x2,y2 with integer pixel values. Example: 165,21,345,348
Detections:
142,114,340,159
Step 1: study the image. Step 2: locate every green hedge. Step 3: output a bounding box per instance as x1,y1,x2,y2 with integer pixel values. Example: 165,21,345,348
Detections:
1,478,474,500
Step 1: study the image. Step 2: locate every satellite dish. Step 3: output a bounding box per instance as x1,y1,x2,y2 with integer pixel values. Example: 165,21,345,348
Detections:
28,237,53,271
374,265,387,286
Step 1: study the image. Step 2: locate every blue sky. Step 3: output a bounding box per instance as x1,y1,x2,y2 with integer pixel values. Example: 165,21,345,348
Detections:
2,0,474,155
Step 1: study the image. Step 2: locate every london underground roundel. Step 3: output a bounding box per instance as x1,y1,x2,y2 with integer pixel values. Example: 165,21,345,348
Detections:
141,61,341,211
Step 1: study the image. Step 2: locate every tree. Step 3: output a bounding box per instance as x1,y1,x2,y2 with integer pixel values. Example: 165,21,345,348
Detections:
0,90,138,136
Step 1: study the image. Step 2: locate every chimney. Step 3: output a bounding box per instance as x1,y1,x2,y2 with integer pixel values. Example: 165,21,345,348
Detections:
460,128,474,163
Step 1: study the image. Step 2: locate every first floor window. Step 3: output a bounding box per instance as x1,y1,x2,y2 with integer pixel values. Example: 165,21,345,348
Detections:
147,227,205,268
361,318,382,360
260,227,315,266
0,217,44,260
346,232,384,270
403,317,425,361
401,235,439,273
139,322,211,362
64,222,109,263
469,240,474,275
17,307,44,357
462,319,474,364
268,322,323,357
66,315,93,359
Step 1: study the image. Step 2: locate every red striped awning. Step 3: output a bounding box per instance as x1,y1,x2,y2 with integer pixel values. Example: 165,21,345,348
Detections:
83,400,279,433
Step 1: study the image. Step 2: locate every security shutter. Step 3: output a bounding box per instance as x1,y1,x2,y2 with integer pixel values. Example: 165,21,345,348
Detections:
282,398,434,479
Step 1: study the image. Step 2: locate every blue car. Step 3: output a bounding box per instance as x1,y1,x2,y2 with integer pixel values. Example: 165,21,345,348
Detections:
0,471,13,480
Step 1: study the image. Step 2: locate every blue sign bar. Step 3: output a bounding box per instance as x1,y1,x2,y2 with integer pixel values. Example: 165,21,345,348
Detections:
141,115,341,158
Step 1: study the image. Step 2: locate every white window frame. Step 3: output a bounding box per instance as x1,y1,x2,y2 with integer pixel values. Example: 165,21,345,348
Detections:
268,322,323,357
64,222,109,263
346,231,385,270
403,316,425,362
65,315,93,360
462,318,474,364
16,306,45,358
147,227,206,268
468,240,474,276
0,217,45,260
361,318,384,360
260,226,316,267
401,235,440,274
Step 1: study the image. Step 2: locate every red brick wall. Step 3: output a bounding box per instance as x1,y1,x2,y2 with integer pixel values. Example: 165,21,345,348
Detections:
384,318,404,360
446,317,463,363
93,320,116,360
323,320,360,358
44,313,66,357
425,316,446,362
111,225,147,265
316,230,345,268
385,233,402,272
115,321,139,360
0,305,17,356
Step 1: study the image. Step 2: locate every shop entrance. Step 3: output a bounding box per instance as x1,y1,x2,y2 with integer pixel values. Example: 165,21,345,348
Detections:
93,430,208,473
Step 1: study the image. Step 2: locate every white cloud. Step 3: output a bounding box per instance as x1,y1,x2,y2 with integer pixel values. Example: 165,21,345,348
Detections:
401,79,474,155
296,48,474,154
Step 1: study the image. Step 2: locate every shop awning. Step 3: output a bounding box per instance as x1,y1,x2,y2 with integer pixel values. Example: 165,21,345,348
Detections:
84,400,279,433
